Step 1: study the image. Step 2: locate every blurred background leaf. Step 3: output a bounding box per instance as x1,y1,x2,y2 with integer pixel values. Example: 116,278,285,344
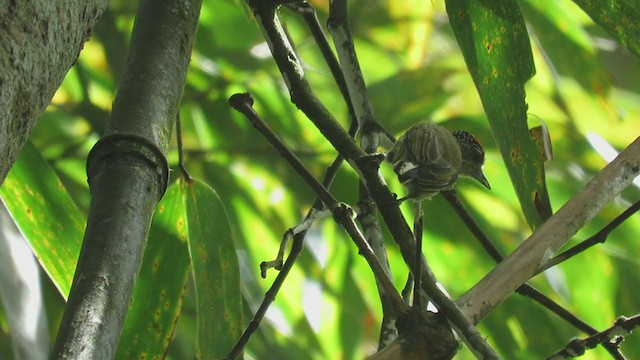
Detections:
1,0,638,359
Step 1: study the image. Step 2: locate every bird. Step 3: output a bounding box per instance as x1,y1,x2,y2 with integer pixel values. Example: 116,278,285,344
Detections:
386,122,491,202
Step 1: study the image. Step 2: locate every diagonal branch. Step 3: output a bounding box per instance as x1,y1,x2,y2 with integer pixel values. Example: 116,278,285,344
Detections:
442,190,626,359
327,0,388,145
547,315,640,359
325,0,399,347
222,99,352,359
458,137,640,324
229,92,406,314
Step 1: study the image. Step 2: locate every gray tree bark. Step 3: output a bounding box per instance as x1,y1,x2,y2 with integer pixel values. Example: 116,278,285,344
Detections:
0,0,108,184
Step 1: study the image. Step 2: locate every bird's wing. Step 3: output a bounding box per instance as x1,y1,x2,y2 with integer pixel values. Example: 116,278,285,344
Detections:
396,160,456,188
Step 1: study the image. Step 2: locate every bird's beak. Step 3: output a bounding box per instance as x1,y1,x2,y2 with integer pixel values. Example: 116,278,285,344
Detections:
477,172,491,190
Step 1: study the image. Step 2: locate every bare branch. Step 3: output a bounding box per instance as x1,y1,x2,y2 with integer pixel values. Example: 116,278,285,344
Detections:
458,137,640,324
547,315,640,359
442,190,626,359
229,92,405,313
325,0,400,347
246,2,497,357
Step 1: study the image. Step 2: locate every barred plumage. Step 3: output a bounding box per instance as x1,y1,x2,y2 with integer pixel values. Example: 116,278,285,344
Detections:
387,122,490,201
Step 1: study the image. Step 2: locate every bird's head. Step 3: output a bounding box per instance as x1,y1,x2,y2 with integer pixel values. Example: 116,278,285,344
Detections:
452,130,491,190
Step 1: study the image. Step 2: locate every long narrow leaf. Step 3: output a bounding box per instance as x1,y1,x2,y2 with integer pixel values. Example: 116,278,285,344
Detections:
182,178,242,359
446,0,550,229
0,141,84,299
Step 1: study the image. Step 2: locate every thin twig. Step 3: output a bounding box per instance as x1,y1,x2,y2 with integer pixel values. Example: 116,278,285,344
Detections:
286,3,357,126
412,202,424,309
175,112,192,181
225,150,350,360
229,92,406,310
327,0,495,355
227,6,370,353
327,0,376,132
223,228,302,360
289,1,400,347
259,120,358,277
260,208,323,276
547,315,639,360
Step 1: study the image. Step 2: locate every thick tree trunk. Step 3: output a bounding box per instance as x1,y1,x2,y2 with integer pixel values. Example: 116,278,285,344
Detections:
0,0,108,184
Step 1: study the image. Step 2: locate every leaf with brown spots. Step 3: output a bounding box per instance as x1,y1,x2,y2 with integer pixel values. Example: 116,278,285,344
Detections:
446,0,550,229
0,141,84,298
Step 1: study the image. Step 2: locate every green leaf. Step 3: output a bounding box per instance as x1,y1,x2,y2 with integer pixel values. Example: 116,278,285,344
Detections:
571,0,640,59
446,0,550,229
0,141,84,299
181,178,242,359
116,182,191,359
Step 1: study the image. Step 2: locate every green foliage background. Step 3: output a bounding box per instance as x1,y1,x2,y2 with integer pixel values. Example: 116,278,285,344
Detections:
1,0,639,359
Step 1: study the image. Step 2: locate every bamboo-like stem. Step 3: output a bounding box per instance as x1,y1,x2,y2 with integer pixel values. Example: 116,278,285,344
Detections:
50,0,201,359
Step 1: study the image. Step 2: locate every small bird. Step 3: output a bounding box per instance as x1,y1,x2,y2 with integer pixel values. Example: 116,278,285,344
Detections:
386,122,490,201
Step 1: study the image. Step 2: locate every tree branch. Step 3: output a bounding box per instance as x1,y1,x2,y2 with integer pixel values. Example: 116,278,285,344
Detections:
229,92,406,313
246,2,497,358
547,315,639,359
325,0,398,347
327,0,384,142
458,137,640,324
442,190,626,359
221,113,351,360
